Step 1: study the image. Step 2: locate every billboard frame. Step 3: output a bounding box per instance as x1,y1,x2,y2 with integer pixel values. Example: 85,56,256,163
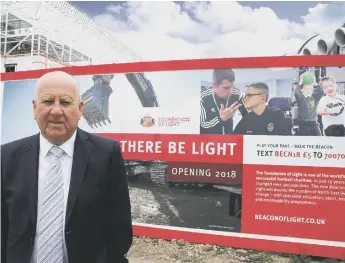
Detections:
1,54,345,260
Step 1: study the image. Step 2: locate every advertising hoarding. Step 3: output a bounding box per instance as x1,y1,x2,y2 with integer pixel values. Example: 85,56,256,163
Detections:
1,55,345,259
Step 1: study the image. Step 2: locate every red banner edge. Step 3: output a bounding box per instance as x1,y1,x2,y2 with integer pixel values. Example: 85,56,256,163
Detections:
1,55,345,81
133,225,345,260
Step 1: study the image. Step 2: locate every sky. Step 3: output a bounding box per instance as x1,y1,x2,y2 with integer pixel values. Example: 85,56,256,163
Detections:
67,1,345,61
70,1,333,23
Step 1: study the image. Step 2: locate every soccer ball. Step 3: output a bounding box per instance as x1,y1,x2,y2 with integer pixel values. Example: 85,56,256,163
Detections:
326,98,344,116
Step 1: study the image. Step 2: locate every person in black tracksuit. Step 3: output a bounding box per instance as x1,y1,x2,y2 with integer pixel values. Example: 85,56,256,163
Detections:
234,82,291,136
200,69,247,134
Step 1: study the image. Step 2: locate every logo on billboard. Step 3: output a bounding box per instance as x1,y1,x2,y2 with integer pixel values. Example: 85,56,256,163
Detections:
140,115,155,127
158,117,191,127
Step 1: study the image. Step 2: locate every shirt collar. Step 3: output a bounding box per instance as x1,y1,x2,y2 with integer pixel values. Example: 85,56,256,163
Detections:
40,130,77,158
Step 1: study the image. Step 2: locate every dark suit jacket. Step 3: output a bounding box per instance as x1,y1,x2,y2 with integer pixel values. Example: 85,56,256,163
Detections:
1,128,133,263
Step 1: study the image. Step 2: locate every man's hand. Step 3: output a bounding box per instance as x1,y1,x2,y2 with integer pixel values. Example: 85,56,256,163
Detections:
220,101,241,121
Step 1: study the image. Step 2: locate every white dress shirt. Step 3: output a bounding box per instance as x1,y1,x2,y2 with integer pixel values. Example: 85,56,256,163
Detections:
30,131,76,263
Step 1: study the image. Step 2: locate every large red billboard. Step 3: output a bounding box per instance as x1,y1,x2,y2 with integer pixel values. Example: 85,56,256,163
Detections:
1,55,345,260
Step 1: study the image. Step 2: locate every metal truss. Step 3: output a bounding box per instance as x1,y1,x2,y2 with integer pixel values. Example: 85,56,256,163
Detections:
1,1,141,67
1,12,91,67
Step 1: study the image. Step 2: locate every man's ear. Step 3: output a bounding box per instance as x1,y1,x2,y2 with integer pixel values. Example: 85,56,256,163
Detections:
212,80,217,89
78,101,84,120
79,101,83,110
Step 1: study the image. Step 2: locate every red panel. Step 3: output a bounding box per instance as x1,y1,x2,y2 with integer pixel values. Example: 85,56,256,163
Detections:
241,165,345,242
96,133,243,164
1,55,345,81
133,225,345,259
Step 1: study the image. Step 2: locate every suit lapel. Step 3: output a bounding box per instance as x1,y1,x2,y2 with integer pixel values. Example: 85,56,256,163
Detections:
65,128,89,224
24,134,40,227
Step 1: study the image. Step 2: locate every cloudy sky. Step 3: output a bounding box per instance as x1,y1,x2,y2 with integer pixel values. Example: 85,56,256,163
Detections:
68,1,345,61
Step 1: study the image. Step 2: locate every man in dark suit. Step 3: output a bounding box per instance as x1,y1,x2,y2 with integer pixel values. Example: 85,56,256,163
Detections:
1,71,133,263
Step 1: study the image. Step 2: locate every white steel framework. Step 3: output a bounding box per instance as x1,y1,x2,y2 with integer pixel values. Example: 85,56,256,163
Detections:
1,1,141,72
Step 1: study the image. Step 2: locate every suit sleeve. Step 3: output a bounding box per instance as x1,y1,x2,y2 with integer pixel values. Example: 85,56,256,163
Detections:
1,148,9,263
106,141,133,263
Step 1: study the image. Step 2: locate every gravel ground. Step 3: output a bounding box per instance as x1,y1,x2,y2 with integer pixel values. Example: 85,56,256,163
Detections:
127,236,345,263
126,179,344,263
128,180,241,231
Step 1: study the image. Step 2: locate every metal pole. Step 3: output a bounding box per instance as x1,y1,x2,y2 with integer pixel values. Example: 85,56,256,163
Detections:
4,12,9,56
38,34,41,55
31,29,34,56
46,36,49,69
69,46,72,65
61,44,65,63
46,36,49,55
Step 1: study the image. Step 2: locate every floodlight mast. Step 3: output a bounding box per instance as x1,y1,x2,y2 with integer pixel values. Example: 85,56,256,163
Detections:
284,20,345,83
298,20,345,56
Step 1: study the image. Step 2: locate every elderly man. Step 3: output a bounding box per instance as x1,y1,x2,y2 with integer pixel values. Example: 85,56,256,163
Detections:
1,71,133,263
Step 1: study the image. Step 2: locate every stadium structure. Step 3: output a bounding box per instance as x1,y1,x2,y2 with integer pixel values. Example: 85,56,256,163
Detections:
1,1,345,217
1,1,159,123
1,1,141,70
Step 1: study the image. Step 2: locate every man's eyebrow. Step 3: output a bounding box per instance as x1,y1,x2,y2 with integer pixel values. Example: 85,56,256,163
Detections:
40,96,53,100
39,96,74,101
60,97,73,101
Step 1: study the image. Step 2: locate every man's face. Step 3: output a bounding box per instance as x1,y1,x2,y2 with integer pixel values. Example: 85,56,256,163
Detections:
33,75,83,145
321,79,336,95
244,86,266,109
213,79,234,99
